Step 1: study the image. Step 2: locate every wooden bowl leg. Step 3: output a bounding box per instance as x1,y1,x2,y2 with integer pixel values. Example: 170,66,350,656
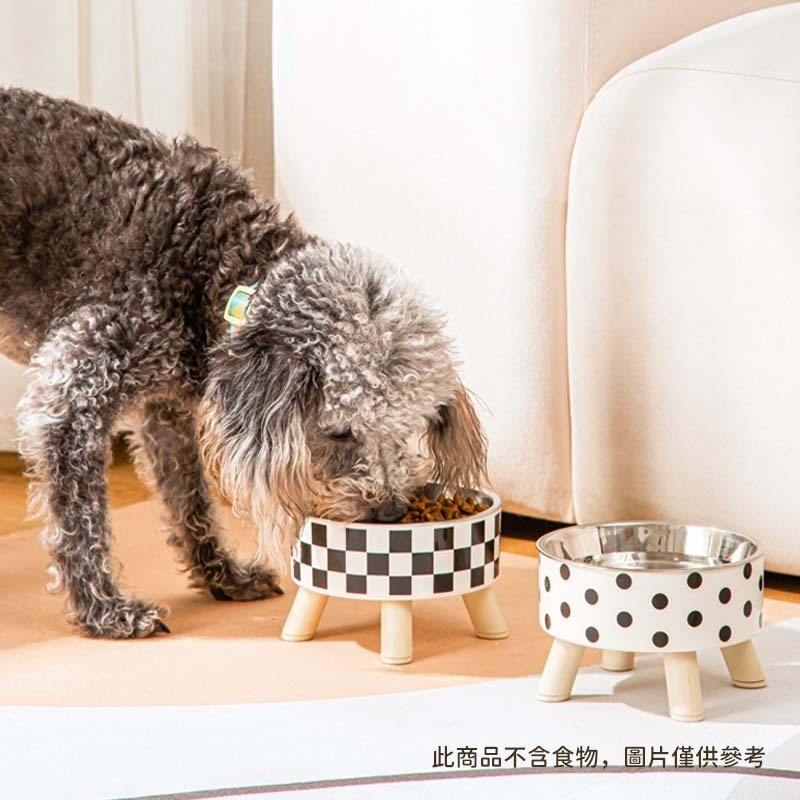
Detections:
536,638,585,702
281,587,329,642
721,640,767,688
663,651,704,722
381,601,413,665
602,650,636,672
462,586,508,640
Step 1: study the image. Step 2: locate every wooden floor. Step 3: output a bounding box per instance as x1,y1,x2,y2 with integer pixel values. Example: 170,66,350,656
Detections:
1,445,798,604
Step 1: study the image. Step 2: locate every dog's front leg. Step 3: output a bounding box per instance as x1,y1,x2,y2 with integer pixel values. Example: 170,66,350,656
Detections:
136,397,282,601
17,307,169,638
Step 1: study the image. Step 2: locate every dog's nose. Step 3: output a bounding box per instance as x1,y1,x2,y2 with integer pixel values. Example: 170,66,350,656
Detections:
373,498,409,523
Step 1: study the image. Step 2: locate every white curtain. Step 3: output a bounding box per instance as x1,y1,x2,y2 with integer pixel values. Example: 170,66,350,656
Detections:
0,0,274,449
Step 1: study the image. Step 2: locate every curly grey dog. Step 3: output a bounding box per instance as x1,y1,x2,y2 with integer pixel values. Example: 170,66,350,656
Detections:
0,87,487,638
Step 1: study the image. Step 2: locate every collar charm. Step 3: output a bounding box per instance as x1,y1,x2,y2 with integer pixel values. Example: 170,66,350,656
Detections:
223,283,258,352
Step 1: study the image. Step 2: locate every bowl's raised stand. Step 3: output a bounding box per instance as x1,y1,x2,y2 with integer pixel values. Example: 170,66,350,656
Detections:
281,504,507,664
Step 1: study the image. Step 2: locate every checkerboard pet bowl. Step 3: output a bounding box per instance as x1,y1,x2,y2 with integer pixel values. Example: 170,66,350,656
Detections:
536,522,766,722
280,486,507,664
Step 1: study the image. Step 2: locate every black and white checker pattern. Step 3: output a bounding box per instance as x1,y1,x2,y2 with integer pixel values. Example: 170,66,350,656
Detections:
291,506,501,601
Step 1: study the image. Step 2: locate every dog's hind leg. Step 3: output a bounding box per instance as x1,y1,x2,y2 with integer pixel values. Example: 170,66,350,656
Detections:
17,307,170,638
135,397,282,601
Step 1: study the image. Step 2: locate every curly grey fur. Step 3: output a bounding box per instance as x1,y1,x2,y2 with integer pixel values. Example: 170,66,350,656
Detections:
2,87,487,638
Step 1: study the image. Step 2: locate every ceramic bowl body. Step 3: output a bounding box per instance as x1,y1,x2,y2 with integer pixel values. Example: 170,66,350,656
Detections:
291,488,501,601
537,522,765,653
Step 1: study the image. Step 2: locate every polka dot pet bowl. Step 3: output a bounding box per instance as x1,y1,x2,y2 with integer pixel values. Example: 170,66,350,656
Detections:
281,487,508,665
537,522,764,653
535,522,766,722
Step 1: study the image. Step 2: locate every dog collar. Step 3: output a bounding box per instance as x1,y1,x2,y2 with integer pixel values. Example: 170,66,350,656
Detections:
223,283,258,351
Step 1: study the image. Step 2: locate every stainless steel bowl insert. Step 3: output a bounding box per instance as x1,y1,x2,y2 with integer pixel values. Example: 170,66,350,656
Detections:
537,522,762,572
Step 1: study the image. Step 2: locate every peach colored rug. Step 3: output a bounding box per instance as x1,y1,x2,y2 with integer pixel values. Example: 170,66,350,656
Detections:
1,500,798,707
0,499,577,706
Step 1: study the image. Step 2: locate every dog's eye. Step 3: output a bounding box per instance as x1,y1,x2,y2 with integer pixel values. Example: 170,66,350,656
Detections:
328,428,353,441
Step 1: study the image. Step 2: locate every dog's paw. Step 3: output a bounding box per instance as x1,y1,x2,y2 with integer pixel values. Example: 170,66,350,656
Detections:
74,597,171,639
207,561,283,602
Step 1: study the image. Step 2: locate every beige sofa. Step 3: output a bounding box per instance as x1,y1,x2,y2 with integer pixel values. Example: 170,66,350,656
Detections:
273,0,794,565
567,3,800,575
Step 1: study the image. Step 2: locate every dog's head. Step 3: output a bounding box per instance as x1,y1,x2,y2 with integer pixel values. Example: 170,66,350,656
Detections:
200,242,487,558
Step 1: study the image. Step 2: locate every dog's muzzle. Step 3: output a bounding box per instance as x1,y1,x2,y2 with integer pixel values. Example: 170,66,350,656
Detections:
371,498,409,523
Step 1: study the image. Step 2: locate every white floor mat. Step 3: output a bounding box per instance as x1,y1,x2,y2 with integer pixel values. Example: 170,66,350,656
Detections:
3,618,799,800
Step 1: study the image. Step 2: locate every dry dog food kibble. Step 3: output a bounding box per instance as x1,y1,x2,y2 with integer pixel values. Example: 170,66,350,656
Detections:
399,492,490,523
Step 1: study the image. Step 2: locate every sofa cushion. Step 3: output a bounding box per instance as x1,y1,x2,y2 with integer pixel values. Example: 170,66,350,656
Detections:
567,4,800,574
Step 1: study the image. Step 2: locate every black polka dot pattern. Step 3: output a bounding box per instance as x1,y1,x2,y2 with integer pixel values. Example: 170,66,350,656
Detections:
687,610,703,628
538,547,764,654
743,563,752,580
652,631,669,648
758,575,764,592
651,593,668,610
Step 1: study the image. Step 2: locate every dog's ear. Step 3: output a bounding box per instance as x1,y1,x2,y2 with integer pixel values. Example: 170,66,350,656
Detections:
425,381,488,493
199,341,319,564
